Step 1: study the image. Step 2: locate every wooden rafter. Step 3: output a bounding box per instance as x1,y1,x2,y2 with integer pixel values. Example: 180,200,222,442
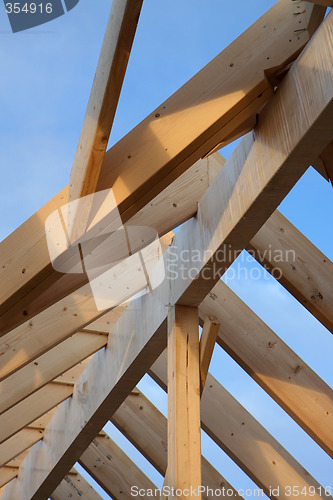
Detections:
111,389,239,496
248,210,333,333
0,0,320,334
0,156,221,335
51,473,103,500
199,281,333,457
0,333,107,414
79,435,155,498
3,11,333,495
150,351,325,498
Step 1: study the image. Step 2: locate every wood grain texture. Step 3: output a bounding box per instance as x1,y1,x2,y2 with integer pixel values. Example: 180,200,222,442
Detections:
248,210,333,333
69,0,143,203
80,435,155,499
199,316,220,395
111,389,239,498
0,332,107,412
150,351,325,499
4,11,333,498
51,473,103,500
167,305,201,495
199,280,333,457
0,157,221,334
0,0,317,334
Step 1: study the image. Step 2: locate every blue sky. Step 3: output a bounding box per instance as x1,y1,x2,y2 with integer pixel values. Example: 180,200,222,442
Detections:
0,1,332,498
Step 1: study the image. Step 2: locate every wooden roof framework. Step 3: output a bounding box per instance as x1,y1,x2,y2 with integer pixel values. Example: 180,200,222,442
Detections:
0,0,332,498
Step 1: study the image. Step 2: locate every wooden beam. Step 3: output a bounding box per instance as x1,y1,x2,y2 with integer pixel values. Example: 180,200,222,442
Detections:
0,360,94,446
0,231,173,383
69,0,143,204
0,332,107,412
0,466,79,491
51,473,103,500
111,389,240,497
199,316,220,395
307,0,333,7
0,469,19,489
0,383,73,445
0,156,221,335
200,280,333,457
248,210,333,334
4,13,333,497
0,429,43,469
80,435,155,499
0,0,318,334
150,351,324,498
167,305,201,496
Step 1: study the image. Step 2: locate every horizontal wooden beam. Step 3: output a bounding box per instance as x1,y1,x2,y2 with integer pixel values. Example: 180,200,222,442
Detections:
199,280,333,457
79,435,155,498
150,351,324,498
4,12,333,497
0,0,318,334
248,210,333,333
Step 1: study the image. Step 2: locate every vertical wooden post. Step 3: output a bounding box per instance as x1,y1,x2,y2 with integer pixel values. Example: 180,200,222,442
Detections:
167,305,201,498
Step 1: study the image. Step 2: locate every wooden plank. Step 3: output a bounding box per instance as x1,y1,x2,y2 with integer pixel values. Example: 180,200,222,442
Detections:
248,210,333,333
199,316,220,395
0,383,73,445
167,305,201,496
4,14,333,497
150,351,324,499
0,429,43,468
0,332,107,412
111,389,239,497
199,280,333,457
0,156,221,335
0,360,96,446
4,451,29,469
69,0,143,204
0,231,172,385
79,435,155,499
0,0,318,334
51,473,103,500
0,469,18,489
